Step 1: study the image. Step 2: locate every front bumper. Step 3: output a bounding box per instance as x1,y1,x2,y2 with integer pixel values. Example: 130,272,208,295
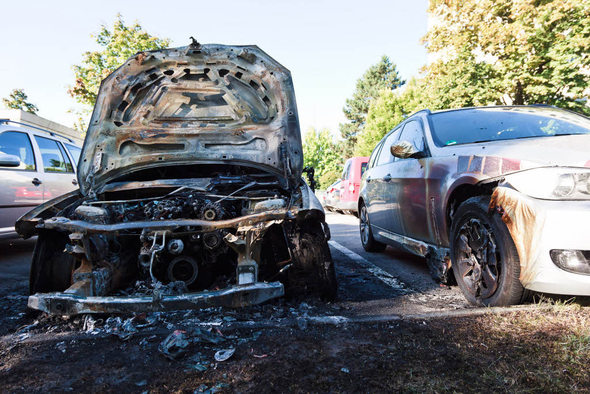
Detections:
335,199,358,212
524,198,590,295
28,282,284,315
491,187,590,296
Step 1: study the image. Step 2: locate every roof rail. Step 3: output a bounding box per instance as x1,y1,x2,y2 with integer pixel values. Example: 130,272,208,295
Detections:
0,119,75,143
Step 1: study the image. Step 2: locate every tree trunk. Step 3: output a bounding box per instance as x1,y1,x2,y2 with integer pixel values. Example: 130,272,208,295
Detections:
513,81,524,105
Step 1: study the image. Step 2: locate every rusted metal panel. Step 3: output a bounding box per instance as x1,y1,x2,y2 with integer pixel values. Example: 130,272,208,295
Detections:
28,282,284,315
78,44,304,195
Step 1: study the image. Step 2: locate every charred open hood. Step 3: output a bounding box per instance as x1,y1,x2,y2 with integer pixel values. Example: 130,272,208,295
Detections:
78,43,303,195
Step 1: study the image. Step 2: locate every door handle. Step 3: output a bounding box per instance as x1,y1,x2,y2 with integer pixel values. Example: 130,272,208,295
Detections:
72,179,78,185
32,178,42,186
383,174,392,182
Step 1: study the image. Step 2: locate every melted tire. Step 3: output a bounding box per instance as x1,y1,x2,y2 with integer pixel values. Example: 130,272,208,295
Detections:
29,231,74,294
450,196,526,306
285,233,337,301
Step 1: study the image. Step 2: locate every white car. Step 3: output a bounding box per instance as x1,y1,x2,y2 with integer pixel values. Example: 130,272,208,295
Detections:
359,105,590,306
0,120,81,238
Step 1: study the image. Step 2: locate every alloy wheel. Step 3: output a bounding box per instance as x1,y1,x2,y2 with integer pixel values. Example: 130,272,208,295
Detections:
359,205,370,246
454,218,501,298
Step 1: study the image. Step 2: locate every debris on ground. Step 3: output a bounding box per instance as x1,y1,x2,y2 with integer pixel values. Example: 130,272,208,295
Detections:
104,316,138,341
159,330,190,360
185,353,210,372
214,348,235,362
55,341,66,354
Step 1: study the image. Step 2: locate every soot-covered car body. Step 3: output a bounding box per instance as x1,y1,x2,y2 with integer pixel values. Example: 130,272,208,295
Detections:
17,42,336,315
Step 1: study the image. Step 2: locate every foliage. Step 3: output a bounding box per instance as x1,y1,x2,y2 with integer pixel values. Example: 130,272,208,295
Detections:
339,56,405,157
69,14,170,108
319,169,342,190
2,89,38,114
354,89,410,156
423,0,590,114
303,128,343,190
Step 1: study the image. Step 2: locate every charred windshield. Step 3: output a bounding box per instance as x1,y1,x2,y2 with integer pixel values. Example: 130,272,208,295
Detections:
429,107,590,147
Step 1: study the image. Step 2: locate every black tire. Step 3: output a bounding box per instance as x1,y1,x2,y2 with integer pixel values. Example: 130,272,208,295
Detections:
359,203,386,252
285,232,337,301
30,231,75,294
450,196,527,306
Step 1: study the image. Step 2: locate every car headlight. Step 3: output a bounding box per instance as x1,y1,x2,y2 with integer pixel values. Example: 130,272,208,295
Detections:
504,167,590,200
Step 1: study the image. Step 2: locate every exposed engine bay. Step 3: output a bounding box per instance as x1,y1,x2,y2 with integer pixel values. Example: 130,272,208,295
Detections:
19,167,336,315
67,172,294,293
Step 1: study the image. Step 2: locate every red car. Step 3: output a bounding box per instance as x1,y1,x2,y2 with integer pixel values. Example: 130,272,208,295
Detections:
325,157,368,215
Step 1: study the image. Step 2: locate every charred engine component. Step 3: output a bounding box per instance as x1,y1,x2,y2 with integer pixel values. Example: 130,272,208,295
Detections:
167,255,199,286
64,205,114,297
200,201,223,221
167,239,184,255
225,232,258,285
107,191,237,223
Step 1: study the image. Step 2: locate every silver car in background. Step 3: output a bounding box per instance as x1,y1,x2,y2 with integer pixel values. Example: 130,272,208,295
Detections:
359,106,590,306
0,120,81,238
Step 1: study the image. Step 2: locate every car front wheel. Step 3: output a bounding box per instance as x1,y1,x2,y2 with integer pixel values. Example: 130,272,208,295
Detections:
30,230,75,294
450,196,527,306
359,203,386,252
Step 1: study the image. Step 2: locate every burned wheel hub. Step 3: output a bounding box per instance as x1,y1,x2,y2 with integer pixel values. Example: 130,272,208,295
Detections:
455,218,500,299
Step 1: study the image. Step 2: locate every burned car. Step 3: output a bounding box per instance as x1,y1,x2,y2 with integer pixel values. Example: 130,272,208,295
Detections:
359,106,590,306
16,42,336,315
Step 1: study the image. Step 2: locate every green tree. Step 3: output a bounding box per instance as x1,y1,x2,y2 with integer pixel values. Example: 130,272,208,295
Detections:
354,89,408,156
339,56,405,157
2,89,38,114
303,128,343,189
423,0,590,114
69,14,170,108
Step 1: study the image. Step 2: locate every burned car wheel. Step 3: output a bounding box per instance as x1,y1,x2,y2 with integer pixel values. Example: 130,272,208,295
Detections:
450,196,526,306
286,232,337,301
359,204,386,252
30,231,74,294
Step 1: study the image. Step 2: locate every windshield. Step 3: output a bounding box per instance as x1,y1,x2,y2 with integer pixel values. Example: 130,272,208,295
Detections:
429,107,590,147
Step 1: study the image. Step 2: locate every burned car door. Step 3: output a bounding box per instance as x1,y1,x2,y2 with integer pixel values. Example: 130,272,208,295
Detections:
388,119,432,243
366,130,403,235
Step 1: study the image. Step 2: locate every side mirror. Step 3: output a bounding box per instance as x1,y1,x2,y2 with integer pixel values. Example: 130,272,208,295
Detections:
390,141,425,159
0,153,21,167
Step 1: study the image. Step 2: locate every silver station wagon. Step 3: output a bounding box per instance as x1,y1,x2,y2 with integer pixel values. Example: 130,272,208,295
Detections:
0,121,81,238
359,106,590,306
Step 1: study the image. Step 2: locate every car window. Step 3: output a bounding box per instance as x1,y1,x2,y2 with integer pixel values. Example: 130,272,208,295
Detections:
360,162,368,176
368,142,383,169
65,144,82,167
376,131,399,166
398,120,425,153
429,107,590,147
35,136,74,173
341,160,352,180
57,142,75,173
0,131,36,171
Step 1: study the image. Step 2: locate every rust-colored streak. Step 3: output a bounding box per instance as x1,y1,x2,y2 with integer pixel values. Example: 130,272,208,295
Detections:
489,187,544,285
